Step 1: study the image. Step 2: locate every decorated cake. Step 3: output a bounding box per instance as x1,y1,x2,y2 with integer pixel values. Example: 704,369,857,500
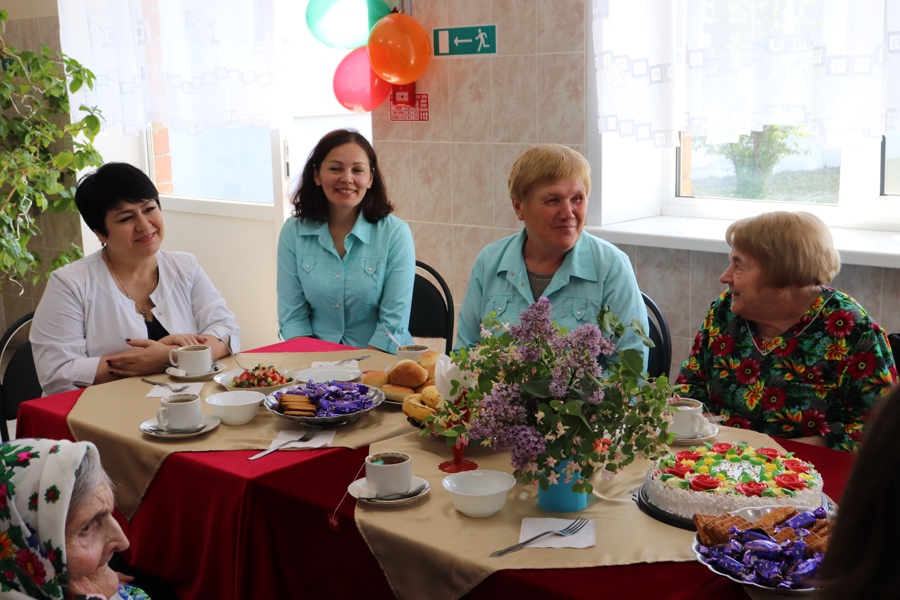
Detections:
644,442,823,519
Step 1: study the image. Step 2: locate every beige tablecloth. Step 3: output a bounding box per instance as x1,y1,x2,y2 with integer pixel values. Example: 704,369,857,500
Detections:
356,426,784,600
66,350,407,519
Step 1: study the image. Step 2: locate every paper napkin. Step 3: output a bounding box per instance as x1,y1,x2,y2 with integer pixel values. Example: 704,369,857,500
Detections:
269,428,336,450
145,383,205,397
311,360,359,370
519,518,596,549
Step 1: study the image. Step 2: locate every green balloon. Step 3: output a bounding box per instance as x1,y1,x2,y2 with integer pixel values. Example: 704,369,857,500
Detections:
306,0,392,50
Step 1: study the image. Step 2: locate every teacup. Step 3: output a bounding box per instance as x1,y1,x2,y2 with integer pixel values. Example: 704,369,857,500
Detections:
396,344,428,362
365,452,412,497
667,398,704,439
168,344,213,376
156,394,202,431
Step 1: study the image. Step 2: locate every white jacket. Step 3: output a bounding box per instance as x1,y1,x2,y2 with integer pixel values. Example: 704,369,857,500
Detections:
31,249,240,396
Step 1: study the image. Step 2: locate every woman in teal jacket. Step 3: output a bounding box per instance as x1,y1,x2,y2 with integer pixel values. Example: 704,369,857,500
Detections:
277,130,415,353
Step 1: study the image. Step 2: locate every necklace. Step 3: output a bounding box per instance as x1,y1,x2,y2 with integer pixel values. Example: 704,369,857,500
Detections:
104,248,156,318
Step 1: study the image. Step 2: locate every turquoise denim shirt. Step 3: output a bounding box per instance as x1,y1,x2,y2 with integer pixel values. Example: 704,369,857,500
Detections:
456,230,649,369
277,212,415,353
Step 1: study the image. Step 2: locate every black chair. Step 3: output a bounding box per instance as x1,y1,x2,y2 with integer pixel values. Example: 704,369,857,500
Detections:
408,261,454,355
642,292,672,379
1,312,43,442
889,333,900,370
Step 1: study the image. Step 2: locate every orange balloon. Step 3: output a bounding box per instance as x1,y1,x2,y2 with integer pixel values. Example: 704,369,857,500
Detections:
367,13,431,85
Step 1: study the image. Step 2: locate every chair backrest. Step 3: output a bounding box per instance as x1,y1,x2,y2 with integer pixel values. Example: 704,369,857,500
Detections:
1,312,43,442
408,261,454,355
642,292,672,379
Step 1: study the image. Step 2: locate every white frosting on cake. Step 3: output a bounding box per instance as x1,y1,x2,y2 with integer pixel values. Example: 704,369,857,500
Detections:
645,443,824,519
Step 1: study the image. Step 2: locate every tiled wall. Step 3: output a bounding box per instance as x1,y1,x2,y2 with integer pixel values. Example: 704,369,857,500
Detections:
372,0,900,373
0,14,82,338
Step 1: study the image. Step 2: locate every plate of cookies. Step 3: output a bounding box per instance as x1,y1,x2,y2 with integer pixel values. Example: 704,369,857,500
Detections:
692,505,833,595
263,380,385,426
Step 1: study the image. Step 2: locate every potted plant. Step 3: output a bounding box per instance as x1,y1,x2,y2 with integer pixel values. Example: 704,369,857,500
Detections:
0,9,102,293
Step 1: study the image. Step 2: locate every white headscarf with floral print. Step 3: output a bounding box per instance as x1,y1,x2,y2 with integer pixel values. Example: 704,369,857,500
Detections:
0,438,98,599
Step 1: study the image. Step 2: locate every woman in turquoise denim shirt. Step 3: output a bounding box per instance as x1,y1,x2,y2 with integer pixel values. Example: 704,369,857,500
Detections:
456,144,648,368
277,130,415,353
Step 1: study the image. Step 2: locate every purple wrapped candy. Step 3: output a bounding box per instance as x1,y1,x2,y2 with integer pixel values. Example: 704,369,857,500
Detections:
707,544,730,560
788,558,819,585
783,540,807,562
715,555,745,578
726,538,744,555
294,380,374,417
778,510,817,532
743,539,782,560
734,528,773,544
754,559,785,586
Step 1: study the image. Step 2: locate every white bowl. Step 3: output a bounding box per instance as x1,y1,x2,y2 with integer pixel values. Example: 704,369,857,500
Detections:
205,391,265,425
396,344,429,362
442,470,516,517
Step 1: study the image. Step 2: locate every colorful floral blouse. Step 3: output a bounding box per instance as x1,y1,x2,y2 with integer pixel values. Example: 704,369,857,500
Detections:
676,288,897,452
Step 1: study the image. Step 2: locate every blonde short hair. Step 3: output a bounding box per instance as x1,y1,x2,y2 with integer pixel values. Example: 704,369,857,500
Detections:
725,211,841,288
508,144,591,201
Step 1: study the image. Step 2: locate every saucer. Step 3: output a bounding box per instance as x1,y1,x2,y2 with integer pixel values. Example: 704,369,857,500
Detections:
293,367,362,383
139,414,220,438
349,475,430,506
670,423,720,446
166,362,227,382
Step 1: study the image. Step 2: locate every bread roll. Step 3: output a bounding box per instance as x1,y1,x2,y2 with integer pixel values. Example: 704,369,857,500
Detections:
402,394,435,422
414,379,435,394
382,383,415,403
420,385,443,409
388,359,428,388
418,351,440,378
361,370,389,388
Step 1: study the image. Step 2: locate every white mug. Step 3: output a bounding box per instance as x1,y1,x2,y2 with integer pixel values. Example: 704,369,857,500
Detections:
156,394,202,431
396,344,429,362
168,345,213,376
365,452,412,497
668,398,704,439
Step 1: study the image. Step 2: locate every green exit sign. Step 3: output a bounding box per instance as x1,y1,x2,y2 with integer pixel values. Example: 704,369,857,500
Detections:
433,25,497,56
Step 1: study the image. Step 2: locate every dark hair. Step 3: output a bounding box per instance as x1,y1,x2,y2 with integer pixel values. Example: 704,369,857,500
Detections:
75,162,160,236
816,384,900,599
291,129,392,223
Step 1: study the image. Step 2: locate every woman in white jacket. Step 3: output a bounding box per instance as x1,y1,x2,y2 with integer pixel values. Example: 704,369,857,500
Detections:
31,162,240,396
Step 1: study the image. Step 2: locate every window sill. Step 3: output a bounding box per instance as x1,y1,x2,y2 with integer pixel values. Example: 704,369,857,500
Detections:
587,216,900,269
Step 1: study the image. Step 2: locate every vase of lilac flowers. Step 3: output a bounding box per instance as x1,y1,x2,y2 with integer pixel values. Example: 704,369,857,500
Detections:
451,297,673,512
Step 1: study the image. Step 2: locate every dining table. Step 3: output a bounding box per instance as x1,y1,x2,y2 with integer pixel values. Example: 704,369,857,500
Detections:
14,337,856,600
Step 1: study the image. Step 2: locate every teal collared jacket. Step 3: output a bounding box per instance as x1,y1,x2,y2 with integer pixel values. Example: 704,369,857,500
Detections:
456,230,649,368
277,212,415,353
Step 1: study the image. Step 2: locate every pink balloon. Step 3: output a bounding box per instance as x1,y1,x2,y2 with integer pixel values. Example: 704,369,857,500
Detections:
333,46,391,113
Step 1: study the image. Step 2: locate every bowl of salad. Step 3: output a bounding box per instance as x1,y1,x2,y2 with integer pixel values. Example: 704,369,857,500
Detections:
213,364,298,394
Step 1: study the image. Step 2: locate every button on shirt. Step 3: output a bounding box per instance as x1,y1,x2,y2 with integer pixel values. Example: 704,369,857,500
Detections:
277,212,415,352
456,229,649,369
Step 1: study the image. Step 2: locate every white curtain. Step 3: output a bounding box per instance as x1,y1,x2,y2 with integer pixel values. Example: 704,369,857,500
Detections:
592,0,900,147
59,0,289,134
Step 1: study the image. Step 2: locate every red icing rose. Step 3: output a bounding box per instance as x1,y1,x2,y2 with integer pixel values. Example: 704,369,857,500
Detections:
664,464,693,479
775,473,808,490
782,459,811,474
674,450,703,463
756,447,785,461
689,474,721,491
710,443,733,455
735,482,768,497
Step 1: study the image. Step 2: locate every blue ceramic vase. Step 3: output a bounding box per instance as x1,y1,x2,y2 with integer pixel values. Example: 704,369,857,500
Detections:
537,458,588,512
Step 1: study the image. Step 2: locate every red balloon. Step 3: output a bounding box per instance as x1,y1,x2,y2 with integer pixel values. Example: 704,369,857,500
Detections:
367,13,431,85
333,46,392,113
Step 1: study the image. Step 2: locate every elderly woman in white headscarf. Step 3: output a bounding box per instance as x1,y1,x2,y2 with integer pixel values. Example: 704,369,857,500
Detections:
0,438,148,600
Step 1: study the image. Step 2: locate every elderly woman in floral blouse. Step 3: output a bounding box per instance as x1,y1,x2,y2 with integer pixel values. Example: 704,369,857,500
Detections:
676,211,897,452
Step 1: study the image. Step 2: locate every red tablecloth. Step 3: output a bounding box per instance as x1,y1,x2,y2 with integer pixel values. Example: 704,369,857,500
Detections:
16,341,855,600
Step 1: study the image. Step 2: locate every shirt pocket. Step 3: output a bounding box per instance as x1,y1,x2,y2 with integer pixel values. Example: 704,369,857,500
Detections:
298,256,327,304
552,296,599,324
485,295,523,321
348,258,385,306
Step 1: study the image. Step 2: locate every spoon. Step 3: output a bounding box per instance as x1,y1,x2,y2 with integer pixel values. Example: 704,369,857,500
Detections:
365,482,428,502
222,334,249,370
383,327,404,350
140,379,189,393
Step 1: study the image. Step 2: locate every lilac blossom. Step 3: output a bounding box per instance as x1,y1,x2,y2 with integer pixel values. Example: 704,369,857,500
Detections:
468,383,526,444
510,297,554,345
508,425,546,470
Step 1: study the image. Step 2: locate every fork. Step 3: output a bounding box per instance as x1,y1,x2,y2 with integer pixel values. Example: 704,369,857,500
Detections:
490,518,590,557
140,379,189,393
247,426,323,461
